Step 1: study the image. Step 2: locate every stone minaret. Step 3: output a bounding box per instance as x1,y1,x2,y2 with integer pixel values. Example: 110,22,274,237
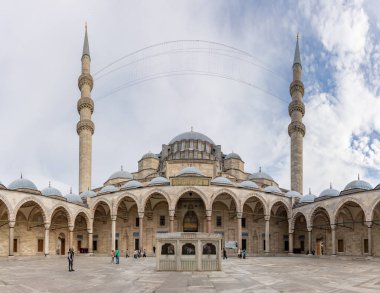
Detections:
77,25,95,193
288,34,305,194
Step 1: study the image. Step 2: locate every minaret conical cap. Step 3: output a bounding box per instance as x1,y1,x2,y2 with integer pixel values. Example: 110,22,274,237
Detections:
82,23,90,58
293,33,301,67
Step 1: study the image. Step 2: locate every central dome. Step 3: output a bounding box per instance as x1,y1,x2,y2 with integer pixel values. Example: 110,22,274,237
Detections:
169,131,215,145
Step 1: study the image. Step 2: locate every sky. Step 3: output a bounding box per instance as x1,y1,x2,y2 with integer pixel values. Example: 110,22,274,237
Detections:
1,0,380,196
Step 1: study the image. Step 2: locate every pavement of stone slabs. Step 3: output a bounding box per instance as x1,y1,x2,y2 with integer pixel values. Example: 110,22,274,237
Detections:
1,256,380,292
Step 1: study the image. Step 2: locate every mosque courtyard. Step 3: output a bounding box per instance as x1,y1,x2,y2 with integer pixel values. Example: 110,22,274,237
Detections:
0,256,380,292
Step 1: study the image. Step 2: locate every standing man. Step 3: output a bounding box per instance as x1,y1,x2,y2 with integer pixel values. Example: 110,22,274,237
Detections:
68,249,74,272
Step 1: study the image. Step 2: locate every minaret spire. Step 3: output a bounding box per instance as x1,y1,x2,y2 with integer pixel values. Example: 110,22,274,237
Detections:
288,33,305,194
77,24,95,193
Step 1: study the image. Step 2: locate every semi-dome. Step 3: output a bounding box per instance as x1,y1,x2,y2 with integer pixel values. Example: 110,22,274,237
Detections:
286,190,302,198
8,176,38,191
100,185,119,193
141,152,158,160
319,184,340,197
300,189,316,203
225,152,242,160
41,183,62,197
122,180,143,189
248,168,273,181
169,130,215,145
80,189,97,198
239,180,258,189
108,167,133,180
344,177,372,191
65,190,82,203
148,176,170,186
264,186,282,193
176,166,203,177
211,176,233,186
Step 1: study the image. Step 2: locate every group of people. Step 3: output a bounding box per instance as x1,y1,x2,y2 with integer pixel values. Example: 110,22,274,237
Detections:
111,249,121,264
223,247,247,259
133,249,147,259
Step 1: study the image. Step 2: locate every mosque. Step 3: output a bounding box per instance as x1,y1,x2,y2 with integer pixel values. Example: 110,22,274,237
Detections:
1,28,380,258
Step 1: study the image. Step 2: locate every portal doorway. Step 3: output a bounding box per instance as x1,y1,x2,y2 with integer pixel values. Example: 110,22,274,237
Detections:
316,239,323,256
183,211,198,232
58,234,66,255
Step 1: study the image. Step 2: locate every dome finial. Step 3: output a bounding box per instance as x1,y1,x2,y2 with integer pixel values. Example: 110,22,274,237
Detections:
358,173,360,180
309,187,311,194
49,181,51,188
20,172,23,179
330,182,332,189
121,165,123,171
259,166,262,173
191,126,194,132
70,187,72,194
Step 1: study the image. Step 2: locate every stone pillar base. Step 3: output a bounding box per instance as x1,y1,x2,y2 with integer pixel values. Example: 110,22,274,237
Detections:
288,252,294,256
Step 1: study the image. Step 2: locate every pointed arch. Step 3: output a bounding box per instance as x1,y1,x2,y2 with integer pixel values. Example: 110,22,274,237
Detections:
48,204,73,226
211,188,241,213
268,198,291,218
0,194,12,221
333,197,368,223
291,211,309,231
173,187,210,210
72,209,92,231
113,191,140,215
142,188,171,213
90,198,112,218
369,197,380,222
241,192,268,216
308,205,333,227
13,197,48,223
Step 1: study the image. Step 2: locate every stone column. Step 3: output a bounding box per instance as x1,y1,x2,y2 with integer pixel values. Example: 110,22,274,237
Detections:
169,210,175,233
9,220,15,256
307,227,312,255
111,215,116,251
289,231,294,255
206,210,212,233
331,224,336,256
237,213,242,249
44,223,50,256
139,212,144,250
69,225,74,251
265,215,270,254
367,222,372,256
88,229,93,254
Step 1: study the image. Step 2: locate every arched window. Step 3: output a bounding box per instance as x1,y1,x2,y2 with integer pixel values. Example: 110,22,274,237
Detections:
202,243,216,255
182,243,195,255
161,243,175,255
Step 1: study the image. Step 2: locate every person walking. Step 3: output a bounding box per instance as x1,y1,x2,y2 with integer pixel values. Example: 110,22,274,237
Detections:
223,248,228,259
242,249,246,259
111,250,115,264
125,248,129,258
143,249,146,258
68,249,74,272
115,249,120,264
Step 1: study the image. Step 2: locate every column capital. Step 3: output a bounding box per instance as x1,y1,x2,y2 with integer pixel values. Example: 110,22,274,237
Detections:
206,210,212,217
366,221,373,228
44,223,51,230
111,215,117,221
87,229,93,234
169,210,175,217
307,226,312,232
288,230,294,234
330,224,336,230
138,212,144,219
68,225,74,232
264,215,270,221
8,220,15,228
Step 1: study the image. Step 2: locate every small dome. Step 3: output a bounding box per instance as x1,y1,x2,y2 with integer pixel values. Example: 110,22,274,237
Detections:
225,152,242,160
0,180,5,189
41,183,62,197
108,167,133,180
286,190,302,198
300,190,316,203
100,185,119,193
8,177,38,191
141,152,158,160
248,168,273,181
169,130,215,145
65,191,82,203
211,176,233,186
122,180,143,189
80,189,97,198
344,178,372,191
239,180,258,189
319,184,340,197
149,176,170,186
264,186,282,193
176,167,203,177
